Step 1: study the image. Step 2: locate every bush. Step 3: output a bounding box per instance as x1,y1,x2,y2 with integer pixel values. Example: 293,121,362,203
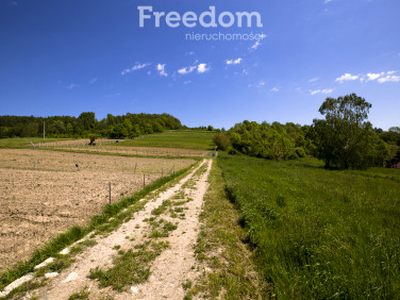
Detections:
212,132,231,151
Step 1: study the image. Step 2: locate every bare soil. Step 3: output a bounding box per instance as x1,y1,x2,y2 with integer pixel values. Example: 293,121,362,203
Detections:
0,149,195,272
35,144,210,157
29,159,212,300
32,139,121,148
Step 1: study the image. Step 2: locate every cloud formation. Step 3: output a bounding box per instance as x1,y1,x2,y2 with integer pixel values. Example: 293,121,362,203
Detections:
178,65,197,75
336,73,359,83
197,63,210,73
249,34,267,51
308,77,320,83
67,83,79,89
336,71,400,84
226,58,243,65
121,63,150,75
248,79,266,89
270,87,280,92
157,64,168,77
310,88,333,95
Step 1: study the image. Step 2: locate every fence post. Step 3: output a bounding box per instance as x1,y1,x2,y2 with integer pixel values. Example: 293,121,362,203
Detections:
109,182,112,204
143,174,146,189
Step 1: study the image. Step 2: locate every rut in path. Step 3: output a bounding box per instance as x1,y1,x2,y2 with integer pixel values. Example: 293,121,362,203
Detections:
31,159,213,300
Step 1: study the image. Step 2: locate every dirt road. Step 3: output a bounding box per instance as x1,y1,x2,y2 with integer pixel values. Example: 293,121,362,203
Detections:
29,159,212,299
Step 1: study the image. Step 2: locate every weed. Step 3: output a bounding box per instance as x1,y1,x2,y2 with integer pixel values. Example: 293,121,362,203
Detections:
182,279,192,290
68,286,90,299
89,242,168,292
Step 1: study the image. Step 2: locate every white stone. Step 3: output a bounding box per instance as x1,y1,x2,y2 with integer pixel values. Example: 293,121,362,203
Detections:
131,286,139,294
45,272,59,278
34,257,54,270
63,272,78,283
59,247,70,255
1,273,34,297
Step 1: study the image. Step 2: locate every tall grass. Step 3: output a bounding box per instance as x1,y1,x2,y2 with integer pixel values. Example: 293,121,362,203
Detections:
119,130,214,150
218,153,400,298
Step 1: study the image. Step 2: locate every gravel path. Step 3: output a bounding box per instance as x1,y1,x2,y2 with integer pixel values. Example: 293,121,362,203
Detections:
29,159,212,300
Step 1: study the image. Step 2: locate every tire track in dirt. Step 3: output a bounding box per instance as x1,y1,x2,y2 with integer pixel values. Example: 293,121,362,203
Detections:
30,159,212,300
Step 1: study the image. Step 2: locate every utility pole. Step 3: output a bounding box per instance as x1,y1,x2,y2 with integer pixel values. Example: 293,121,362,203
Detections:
43,122,46,140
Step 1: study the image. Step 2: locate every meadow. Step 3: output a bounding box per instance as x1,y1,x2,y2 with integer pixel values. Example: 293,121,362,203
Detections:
119,130,214,150
218,154,400,299
0,137,70,148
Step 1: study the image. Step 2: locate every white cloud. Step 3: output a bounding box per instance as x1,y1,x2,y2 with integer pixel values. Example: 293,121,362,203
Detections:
67,83,79,90
308,77,320,83
226,58,243,65
197,63,210,74
336,73,359,83
89,77,97,84
249,34,267,51
250,41,261,50
178,65,196,75
365,72,384,82
183,80,192,85
335,70,400,84
378,75,400,83
324,0,332,4
309,88,333,96
157,64,168,77
249,80,266,89
362,71,399,83
121,63,149,75
270,87,280,92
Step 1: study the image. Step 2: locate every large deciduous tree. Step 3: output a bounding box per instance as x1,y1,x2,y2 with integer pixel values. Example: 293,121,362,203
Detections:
313,93,385,169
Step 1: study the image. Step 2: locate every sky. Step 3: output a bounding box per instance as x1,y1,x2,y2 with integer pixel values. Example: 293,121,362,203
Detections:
0,0,399,130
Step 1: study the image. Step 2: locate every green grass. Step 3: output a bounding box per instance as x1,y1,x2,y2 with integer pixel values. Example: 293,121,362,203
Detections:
119,130,214,150
68,286,90,300
218,153,400,299
0,137,71,148
89,241,170,292
187,160,269,299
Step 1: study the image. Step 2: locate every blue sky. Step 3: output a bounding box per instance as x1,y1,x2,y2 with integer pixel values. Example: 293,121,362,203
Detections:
0,0,399,129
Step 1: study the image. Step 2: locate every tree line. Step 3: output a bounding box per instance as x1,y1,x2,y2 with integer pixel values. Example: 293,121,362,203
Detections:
0,112,182,139
213,93,400,170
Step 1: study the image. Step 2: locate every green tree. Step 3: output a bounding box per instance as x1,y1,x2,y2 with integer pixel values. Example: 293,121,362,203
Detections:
66,123,73,136
389,126,400,134
212,132,231,151
78,112,96,131
313,93,378,169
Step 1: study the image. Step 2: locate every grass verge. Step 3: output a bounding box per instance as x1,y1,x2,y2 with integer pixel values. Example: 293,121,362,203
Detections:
187,159,270,299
